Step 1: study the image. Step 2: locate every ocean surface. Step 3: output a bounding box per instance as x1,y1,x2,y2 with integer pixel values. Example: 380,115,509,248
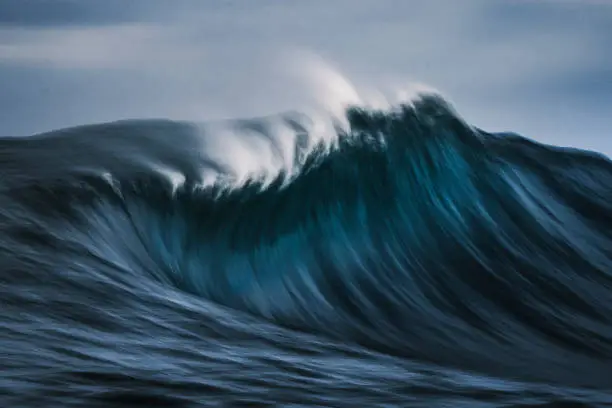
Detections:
1,94,612,407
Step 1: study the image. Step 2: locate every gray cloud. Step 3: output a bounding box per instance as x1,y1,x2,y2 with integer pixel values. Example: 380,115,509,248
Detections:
0,0,161,27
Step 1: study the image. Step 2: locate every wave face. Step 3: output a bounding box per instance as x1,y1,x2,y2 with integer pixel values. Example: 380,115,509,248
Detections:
2,95,612,407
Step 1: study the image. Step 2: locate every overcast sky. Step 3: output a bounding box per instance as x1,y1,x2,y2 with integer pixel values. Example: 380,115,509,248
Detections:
0,0,610,155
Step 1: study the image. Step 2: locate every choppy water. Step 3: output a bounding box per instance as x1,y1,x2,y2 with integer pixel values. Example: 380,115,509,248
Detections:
2,95,612,407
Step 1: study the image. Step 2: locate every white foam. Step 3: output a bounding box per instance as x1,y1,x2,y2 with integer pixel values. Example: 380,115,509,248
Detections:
190,52,438,191
153,166,187,195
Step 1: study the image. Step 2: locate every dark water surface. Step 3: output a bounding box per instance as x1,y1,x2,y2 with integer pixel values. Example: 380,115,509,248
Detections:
2,96,612,407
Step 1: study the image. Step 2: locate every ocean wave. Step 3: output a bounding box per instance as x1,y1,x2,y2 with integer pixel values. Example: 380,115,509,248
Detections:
1,91,612,406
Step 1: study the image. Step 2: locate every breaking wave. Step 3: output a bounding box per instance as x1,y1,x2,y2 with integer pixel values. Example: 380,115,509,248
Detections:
2,87,612,407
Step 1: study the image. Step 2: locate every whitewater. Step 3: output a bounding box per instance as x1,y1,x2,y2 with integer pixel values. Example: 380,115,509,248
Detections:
1,63,612,407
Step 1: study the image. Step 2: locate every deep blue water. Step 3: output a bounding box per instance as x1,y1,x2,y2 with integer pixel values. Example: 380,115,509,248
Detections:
2,95,612,407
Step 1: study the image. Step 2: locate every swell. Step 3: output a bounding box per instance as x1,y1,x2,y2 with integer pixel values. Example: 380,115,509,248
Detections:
2,95,612,390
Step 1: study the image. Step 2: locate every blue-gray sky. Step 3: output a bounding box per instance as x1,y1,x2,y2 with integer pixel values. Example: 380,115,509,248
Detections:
0,0,610,155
